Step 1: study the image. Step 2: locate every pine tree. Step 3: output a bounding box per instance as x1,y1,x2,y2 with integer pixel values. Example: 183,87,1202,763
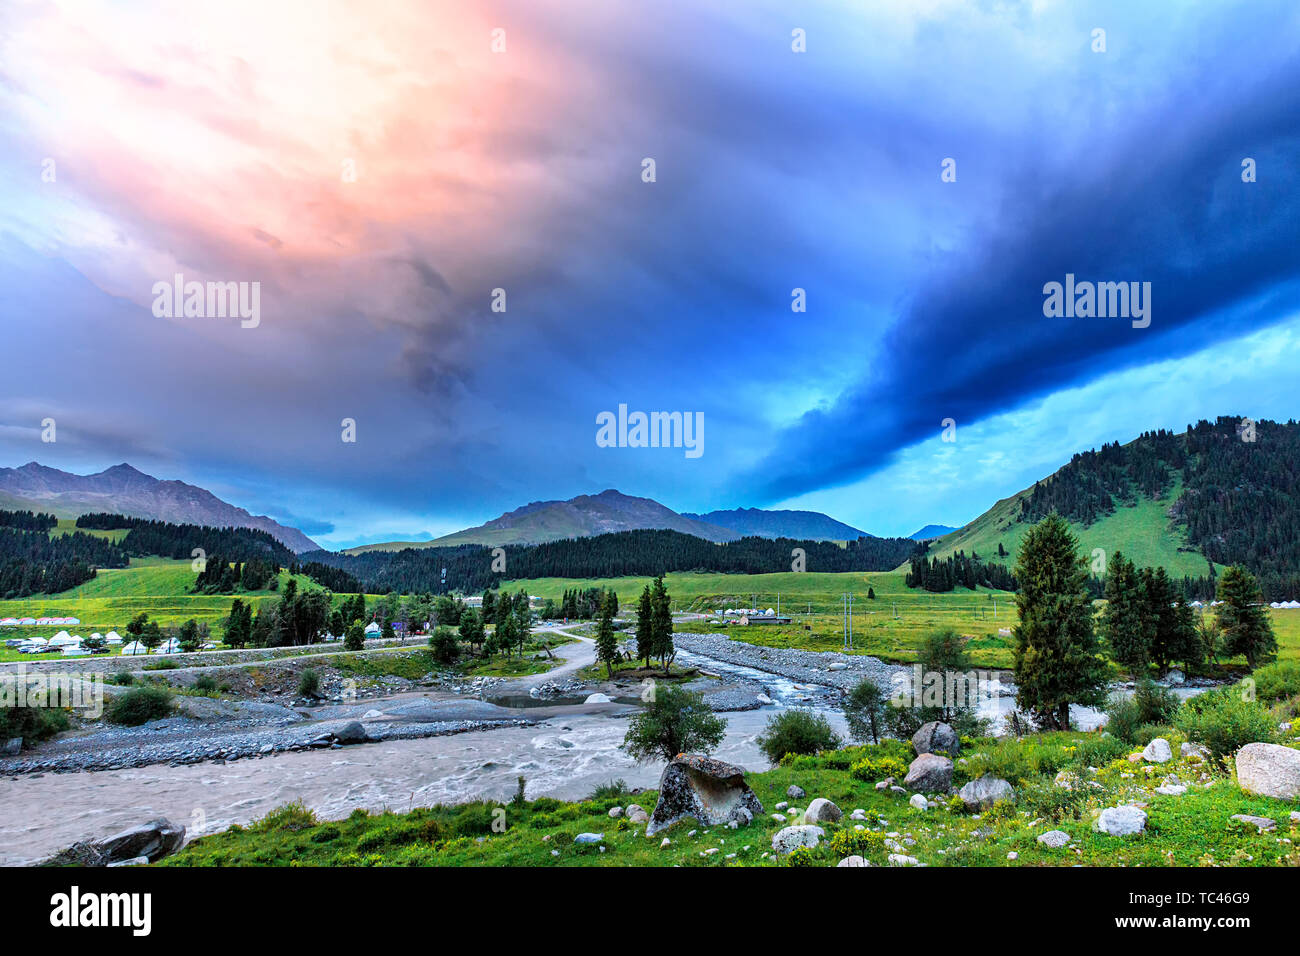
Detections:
1011,514,1107,730
595,592,618,678
1216,564,1276,668
1101,553,1151,673
650,575,674,674
635,585,653,667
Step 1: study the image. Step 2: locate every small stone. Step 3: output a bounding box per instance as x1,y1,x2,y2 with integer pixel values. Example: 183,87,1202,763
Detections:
909,794,928,811
1006,851,1018,860
1098,806,1147,836
887,853,919,866
803,798,842,825
574,832,604,845
1141,738,1173,763
659,838,671,848
837,855,871,867
786,784,806,800
1037,830,1071,848
1230,814,1276,832
609,807,624,818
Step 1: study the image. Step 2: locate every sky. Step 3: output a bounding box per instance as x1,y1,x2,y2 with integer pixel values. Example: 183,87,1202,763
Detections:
1,0,1298,549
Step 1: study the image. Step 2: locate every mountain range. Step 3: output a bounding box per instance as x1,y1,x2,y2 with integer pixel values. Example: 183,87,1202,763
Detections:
0,462,319,553
910,524,959,541
683,507,870,541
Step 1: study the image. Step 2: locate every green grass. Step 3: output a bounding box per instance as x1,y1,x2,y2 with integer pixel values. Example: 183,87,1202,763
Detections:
162,731,1300,867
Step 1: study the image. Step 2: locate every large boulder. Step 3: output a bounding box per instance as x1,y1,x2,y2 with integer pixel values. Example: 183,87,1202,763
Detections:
1141,738,1173,763
45,818,186,866
902,753,953,793
1097,806,1147,836
645,754,764,836
912,722,960,757
334,721,369,744
802,798,842,825
1235,743,1300,800
959,776,1015,810
771,825,824,854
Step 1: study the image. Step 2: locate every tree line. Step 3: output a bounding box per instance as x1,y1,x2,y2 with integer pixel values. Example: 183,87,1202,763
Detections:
0,526,128,598
302,528,923,595
76,514,296,565
0,509,58,532
905,550,1017,592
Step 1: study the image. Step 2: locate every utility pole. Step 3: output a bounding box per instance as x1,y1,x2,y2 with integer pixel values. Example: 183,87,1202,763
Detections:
848,593,854,650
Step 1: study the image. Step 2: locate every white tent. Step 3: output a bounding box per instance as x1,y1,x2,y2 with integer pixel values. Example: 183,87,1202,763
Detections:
49,631,77,647
105,631,123,644
364,622,381,635
120,641,148,656
61,645,90,656
156,638,181,654
25,635,48,645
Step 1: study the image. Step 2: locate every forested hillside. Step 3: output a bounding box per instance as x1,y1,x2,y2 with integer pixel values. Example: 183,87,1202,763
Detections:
932,417,1300,599
308,528,922,595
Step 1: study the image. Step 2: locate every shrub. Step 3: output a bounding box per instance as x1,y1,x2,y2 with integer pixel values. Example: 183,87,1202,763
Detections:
786,846,821,867
193,674,218,694
1017,777,1093,822
297,669,321,698
0,706,69,745
1104,679,1179,744
310,825,341,843
1253,661,1300,703
1174,687,1276,766
849,754,908,783
143,659,179,671
828,828,887,859
756,709,842,765
429,626,460,665
112,672,135,686
344,623,365,651
105,686,174,726
587,779,630,801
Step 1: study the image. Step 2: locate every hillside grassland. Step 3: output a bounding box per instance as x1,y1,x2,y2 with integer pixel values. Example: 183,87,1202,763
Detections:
162,730,1300,868
930,482,1215,579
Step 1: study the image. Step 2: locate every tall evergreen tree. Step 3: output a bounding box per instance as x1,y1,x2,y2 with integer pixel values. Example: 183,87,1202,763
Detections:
650,576,675,674
1011,514,1107,730
1101,553,1151,673
635,585,654,667
595,592,618,678
1216,564,1276,668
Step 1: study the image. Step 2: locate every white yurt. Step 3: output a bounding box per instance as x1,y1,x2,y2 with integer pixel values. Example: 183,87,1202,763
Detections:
156,638,181,654
105,630,123,645
120,641,148,656
364,621,381,635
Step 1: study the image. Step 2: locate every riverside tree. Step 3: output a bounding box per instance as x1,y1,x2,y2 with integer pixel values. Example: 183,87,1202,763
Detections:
843,678,888,744
621,685,726,764
1101,552,1151,673
635,584,653,667
343,622,364,651
1216,564,1276,668
458,607,485,654
1011,514,1107,730
650,576,675,673
595,592,618,678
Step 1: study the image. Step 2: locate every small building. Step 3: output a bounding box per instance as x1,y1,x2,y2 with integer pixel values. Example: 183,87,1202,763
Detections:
739,615,791,625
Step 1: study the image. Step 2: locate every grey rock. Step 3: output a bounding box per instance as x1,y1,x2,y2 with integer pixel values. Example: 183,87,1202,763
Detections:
1,738,20,757
574,832,604,844
903,753,953,793
1037,829,1071,848
1235,742,1300,800
1098,805,1147,836
334,721,369,744
786,784,806,799
908,794,928,811
887,853,919,866
837,855,872,867
802,798,842,825
912,721,960,757
1230,814,1276,831
645,754,764,836
959,776,1015,810
1164,669,1185,685
1141,737,1173,764
45,818,186,866
772,825,824,854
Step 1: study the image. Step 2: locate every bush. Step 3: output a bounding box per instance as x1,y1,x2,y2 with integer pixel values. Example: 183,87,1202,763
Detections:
112,672,135,686
429,626,460,665
0,706,69,745
344,623,365,651
105,686,174,726
1174,687,1277,766
828,828,887,859
1104,678,1180,744
587,779,630,801
849,754,908,783
297,669,321,698
1253,661,1300,703
756,709,842,764
193,674,218,694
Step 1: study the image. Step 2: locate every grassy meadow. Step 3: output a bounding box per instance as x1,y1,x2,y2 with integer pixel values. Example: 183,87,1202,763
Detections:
163,728,1300,868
